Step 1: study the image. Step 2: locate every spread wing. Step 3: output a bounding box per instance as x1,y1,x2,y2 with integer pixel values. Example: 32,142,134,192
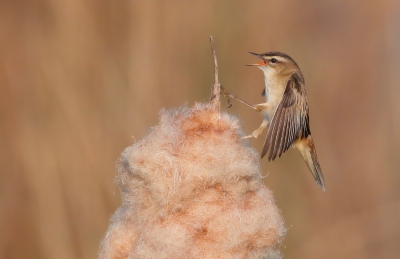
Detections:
261,72,311,160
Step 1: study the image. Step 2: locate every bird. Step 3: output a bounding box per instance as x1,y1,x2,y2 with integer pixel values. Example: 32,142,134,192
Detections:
221,51,325,190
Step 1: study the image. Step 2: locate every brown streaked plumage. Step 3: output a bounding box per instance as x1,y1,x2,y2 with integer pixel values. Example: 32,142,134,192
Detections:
221,51,325,190
261,71,309,161
295,136,324,190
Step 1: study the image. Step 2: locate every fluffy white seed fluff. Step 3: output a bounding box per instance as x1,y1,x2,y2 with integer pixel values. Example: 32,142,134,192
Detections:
99,102,285,259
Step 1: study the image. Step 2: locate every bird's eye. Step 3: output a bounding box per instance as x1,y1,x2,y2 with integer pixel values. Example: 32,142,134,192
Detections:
270,58,277,63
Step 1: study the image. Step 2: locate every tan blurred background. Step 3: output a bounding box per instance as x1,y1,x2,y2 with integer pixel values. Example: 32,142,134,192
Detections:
1,1,400,258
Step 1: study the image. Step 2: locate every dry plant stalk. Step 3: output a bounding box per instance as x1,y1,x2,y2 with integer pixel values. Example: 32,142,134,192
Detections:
99,37,285,259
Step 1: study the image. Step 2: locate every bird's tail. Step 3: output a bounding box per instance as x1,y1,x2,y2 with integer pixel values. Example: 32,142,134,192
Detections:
295,136,325,191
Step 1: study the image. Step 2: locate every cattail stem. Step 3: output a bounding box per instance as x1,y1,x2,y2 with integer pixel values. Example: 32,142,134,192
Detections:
209,36,220,110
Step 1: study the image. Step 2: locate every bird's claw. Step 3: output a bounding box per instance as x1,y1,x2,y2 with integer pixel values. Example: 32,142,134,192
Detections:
220,86,233,108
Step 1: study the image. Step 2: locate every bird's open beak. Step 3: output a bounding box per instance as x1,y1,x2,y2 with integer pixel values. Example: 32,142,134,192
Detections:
246,52,267,66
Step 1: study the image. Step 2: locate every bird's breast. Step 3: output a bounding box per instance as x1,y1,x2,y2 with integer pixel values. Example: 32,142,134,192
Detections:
263,77,286,116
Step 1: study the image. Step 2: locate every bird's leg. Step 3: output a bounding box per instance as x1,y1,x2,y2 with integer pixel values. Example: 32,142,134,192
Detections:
220,86,272,139
220,86,265,112
252,103,270,112
241,119,269,139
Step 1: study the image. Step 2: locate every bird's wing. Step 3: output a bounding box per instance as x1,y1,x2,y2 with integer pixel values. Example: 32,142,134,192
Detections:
261,72,311,160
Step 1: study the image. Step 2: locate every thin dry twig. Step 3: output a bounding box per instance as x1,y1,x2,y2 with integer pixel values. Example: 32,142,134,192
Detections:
209,36,220,110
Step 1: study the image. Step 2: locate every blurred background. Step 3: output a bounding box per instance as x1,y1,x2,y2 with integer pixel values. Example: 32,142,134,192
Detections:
1,0,400,258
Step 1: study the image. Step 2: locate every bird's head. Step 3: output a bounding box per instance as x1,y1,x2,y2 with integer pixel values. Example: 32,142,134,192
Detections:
247,52,300,79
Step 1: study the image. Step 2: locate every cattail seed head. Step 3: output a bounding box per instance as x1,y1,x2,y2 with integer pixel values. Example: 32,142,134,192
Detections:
99,103,285,259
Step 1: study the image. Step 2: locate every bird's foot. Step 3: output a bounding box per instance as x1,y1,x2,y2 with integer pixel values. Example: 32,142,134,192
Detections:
220,86,233,108
240,131,261,140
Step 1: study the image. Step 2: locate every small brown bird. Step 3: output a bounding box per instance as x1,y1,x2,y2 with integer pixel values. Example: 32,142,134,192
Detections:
222,52,325,190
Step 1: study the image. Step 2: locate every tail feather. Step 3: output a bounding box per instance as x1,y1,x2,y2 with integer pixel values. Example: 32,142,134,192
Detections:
295,136,325,191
